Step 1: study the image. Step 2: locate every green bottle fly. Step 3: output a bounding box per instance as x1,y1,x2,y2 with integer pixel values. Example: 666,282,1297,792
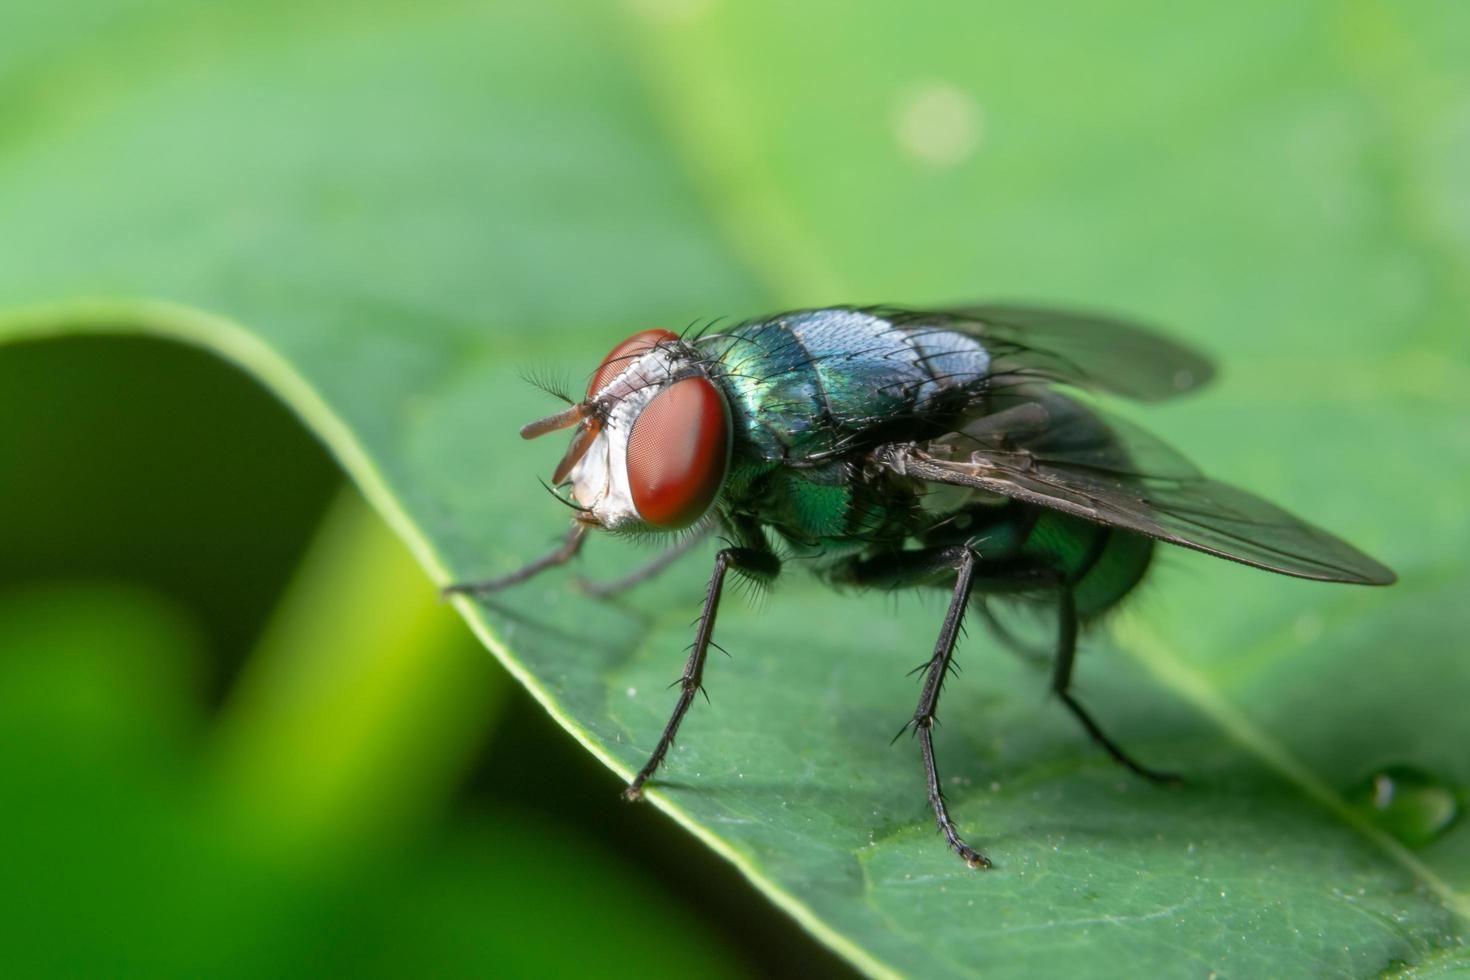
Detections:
449,304,1395,869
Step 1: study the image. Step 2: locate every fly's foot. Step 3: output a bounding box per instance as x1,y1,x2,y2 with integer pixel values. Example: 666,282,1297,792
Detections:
1057,690,1184,788
1102,739,1184,787
932,787,993,869
955,843,993,870
624,766,656,802
439,582,482,600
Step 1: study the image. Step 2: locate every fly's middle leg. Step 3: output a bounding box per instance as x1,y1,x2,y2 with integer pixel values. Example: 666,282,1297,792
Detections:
839,543,1028,868
576,524,713,598
906,546,991,868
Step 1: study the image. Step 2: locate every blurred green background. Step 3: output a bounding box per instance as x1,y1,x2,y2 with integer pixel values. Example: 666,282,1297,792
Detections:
1,0,1467,977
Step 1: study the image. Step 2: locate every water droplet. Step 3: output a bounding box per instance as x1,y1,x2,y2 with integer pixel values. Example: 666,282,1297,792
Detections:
1347,765,1463,847
892,81,983,168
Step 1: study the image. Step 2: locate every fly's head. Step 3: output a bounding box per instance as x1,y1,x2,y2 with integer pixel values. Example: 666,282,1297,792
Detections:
520,329,732,533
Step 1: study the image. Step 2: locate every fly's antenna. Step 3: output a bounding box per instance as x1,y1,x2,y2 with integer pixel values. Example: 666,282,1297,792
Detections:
520,403,586,439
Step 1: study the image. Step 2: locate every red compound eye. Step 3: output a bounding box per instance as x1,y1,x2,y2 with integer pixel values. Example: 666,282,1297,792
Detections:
626,377,730,529
588,328,680,397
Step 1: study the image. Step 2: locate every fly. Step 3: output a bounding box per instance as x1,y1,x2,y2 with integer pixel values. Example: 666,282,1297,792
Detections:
445,305,1395,869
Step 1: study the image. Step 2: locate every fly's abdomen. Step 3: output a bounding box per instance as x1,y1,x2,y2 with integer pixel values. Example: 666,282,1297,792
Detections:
705,308,990,461
1075,530,1153,617
1023,510,1154,617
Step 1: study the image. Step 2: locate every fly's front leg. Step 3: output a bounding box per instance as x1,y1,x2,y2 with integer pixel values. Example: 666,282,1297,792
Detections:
624,543,780,801
1050,585,1180,785
442,522,588,596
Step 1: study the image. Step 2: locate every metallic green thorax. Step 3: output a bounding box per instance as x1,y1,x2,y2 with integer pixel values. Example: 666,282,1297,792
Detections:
703,308,992,463
698,308,989,541
693,308,1154,617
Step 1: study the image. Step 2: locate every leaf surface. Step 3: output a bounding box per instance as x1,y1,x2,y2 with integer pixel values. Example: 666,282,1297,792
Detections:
2,1,1468,976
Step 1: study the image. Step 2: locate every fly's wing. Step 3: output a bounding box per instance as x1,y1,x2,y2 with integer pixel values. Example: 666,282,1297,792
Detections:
876,389,1396,585
882,305,1216,403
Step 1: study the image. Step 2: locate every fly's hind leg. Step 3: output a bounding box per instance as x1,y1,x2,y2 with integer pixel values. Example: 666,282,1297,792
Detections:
1051,585,1181,785
576,524,713,598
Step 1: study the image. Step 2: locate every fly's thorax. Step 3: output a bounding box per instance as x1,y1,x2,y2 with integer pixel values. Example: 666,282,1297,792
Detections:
701,308,992,463
563,334,732,532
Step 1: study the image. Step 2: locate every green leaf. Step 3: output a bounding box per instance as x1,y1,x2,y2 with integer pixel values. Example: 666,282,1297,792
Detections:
2,1,1468,977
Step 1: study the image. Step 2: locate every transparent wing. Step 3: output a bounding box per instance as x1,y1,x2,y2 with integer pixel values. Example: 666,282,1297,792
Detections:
882,304,1216,402
877,388,1395,585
